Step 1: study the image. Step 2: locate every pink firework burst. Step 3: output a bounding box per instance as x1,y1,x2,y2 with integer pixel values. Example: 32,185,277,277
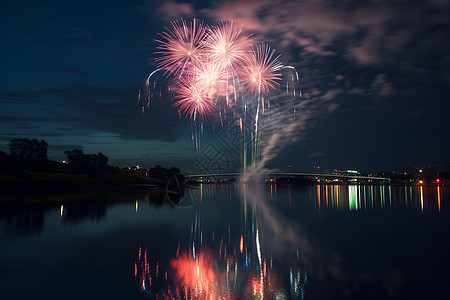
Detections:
155,19,207,76
192,60,228,96
174,79,215,120
241,42,282,95
203,21,252,72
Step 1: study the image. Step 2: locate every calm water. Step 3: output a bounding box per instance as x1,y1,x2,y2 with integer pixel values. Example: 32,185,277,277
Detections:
0,184,449,299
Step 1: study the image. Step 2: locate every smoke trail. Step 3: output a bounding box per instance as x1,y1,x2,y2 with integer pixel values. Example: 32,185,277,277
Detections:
237,95,314,253
241,95,314,182
240,182,307,252
237,67,321,260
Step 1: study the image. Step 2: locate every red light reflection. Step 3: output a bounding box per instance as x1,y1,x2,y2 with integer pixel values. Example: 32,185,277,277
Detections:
135,242,291,299
240,235,244,253
437,186,441,212
170,251,227,299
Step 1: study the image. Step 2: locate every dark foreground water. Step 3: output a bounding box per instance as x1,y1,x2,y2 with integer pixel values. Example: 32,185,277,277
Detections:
0,184,449,299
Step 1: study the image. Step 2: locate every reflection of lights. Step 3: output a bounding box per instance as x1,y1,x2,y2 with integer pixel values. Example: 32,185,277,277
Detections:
60,205,64,219
290,268,307,300
317,185,321,211
404,186,408,204
420,186,424,212
133,195,310,299
256,229,262,273
135,242,303,299
316,185,436,213
437,186,441,213
251,274,264,297
371,186,374,209
335,185,340,207
170,252,220,299
348,185,358,210
240,235,244,253
135,245,151,292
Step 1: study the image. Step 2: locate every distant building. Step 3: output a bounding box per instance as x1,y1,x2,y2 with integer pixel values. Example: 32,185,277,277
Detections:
333,169,360,176
122,166,148,177
390,170,415,184
412,166,436,180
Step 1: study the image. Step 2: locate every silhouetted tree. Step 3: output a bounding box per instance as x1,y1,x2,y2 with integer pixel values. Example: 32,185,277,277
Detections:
8,138,48,160
0,150,7,169
168,166,180,175
64,149,108,174
148,165,166,179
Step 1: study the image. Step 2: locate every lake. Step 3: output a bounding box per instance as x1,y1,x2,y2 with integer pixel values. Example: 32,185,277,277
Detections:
0,183,449,299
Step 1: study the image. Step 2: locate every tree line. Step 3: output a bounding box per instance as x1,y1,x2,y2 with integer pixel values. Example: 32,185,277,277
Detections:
1,138,182,178
0,138,109,174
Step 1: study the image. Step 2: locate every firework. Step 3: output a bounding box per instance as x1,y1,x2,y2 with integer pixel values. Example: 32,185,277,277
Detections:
242,42,283,95
153,19,285,120
149,18,298,165
155,18,207,76
191,59,228,96
174,78,215,120
203,21,252,72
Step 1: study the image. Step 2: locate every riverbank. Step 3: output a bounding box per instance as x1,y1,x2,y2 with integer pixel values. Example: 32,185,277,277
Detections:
0,171,168,194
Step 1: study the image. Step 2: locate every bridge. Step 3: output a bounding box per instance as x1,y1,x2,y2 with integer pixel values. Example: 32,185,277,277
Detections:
183,172,390,183
165,172,389,207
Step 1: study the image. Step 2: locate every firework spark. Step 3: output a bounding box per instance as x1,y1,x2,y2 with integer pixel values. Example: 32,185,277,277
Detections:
242,42,283,95
152,19,286,120
149,17,297,168
155,18,207,76
203,21,252,72
191,60,228,96
174,78,215,120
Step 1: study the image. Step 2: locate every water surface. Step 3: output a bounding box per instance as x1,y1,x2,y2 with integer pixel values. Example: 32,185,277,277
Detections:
0,184,449,299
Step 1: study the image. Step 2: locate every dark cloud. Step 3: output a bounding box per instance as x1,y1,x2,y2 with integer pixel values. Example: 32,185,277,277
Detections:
49,144,84,151
159,0,450,88
48,68,90,77
0,90,37,102
157,1,195,20
0,82,183,142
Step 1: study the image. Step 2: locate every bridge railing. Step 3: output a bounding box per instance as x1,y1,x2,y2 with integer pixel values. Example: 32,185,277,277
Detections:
184,172,390,182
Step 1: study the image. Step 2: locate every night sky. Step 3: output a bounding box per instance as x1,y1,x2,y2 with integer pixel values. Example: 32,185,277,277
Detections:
1,0,449,174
